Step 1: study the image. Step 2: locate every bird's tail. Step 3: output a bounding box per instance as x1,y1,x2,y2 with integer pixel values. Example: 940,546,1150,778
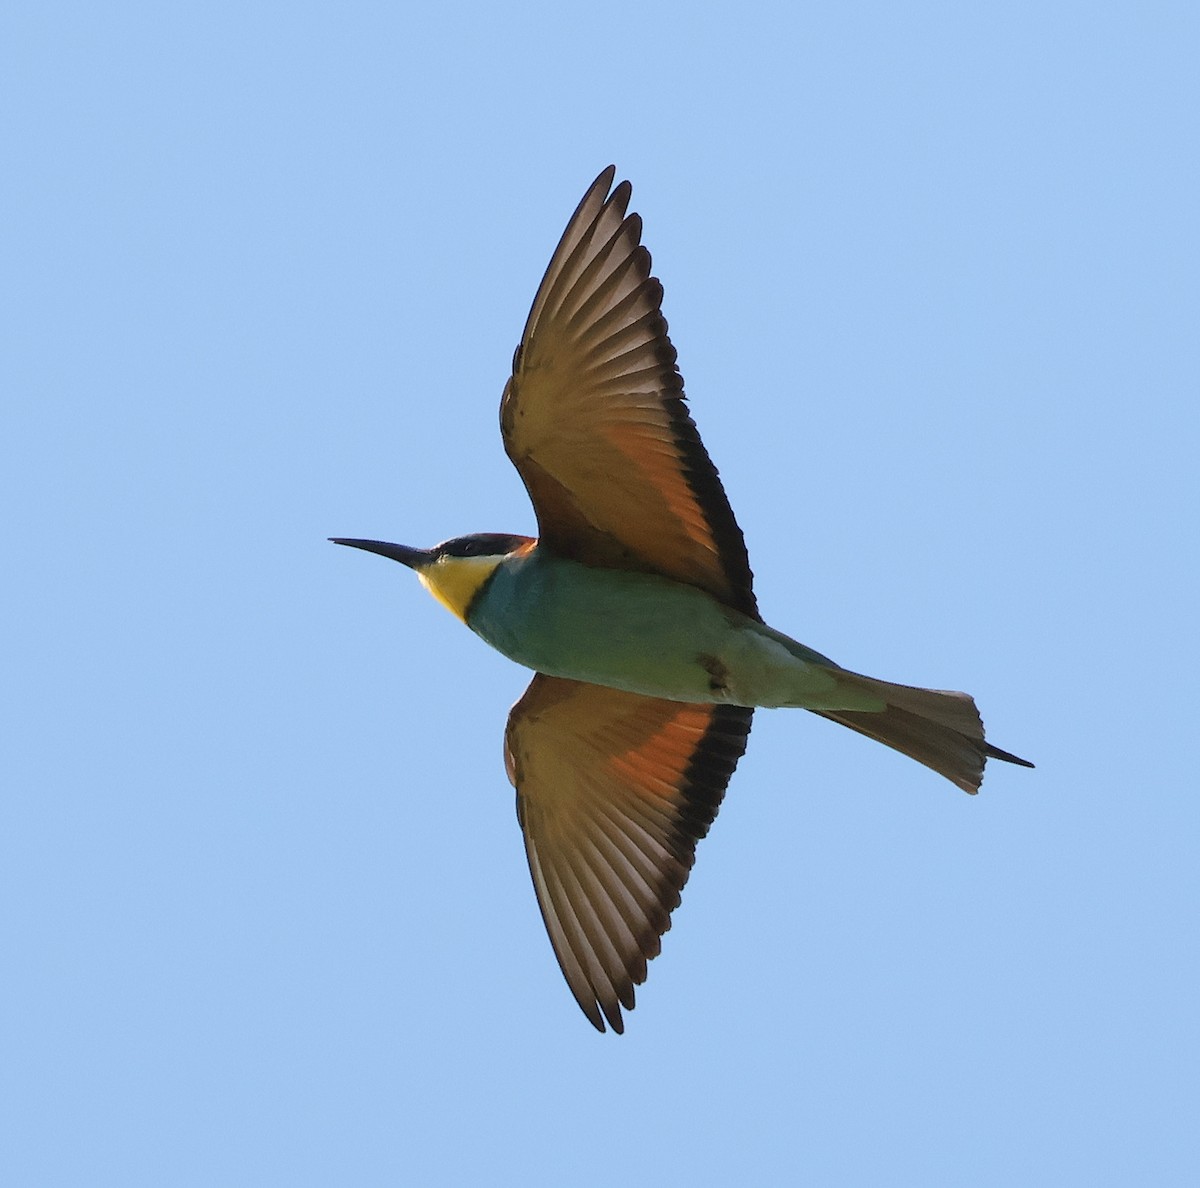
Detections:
812,669,1033,794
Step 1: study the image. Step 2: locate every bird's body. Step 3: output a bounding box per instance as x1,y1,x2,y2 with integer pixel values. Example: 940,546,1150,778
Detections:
334,167,1032,1033
454,543,867,710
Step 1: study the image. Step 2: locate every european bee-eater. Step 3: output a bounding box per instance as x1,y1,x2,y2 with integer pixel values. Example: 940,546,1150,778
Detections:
333,167,1032,1033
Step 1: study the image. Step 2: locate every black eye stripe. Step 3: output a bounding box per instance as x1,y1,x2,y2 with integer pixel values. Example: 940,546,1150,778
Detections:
436,533,527,559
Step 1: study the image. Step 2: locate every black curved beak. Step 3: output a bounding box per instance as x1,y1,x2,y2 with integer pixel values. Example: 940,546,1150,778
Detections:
329,538,435,570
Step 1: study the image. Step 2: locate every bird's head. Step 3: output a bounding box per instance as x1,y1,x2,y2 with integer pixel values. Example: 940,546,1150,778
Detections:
331,533,534,622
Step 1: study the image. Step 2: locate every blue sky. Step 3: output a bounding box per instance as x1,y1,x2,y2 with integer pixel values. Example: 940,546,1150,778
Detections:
4,2,1197,1184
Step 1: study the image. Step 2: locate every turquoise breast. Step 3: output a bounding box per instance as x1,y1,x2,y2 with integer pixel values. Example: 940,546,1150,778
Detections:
467,549,743,701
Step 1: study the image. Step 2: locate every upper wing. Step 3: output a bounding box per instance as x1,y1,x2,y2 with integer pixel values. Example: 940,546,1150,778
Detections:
500,167,759,621
504,673,753,1033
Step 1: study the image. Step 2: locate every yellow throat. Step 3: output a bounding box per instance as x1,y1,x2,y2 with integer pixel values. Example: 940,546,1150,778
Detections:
417,554,505,622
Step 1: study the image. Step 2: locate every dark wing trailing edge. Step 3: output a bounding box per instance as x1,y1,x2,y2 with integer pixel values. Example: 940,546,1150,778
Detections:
504,674,753,1033
500,166,759,620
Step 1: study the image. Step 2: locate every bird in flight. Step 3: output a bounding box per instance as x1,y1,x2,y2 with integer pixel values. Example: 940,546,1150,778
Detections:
333,167,1032,1033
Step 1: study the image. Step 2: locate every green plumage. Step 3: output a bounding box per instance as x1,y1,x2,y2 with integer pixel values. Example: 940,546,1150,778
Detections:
467,549,886,712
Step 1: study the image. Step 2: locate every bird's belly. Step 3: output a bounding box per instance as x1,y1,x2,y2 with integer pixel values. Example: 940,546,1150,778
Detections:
468,555,861,708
